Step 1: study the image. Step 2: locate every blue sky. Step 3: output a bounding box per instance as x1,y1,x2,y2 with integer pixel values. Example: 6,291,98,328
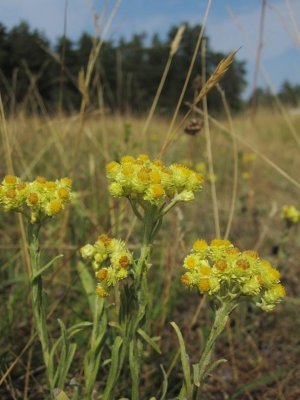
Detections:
1,0,300,98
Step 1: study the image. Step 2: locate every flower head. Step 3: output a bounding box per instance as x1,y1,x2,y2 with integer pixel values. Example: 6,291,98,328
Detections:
0,175,72,223
80,234,134,298
181,239,285,311
281,205,300,225
106,155,204,208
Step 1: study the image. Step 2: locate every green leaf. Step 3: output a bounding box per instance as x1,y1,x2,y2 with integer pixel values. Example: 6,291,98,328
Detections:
31,255,63,282
50,319,79,389
137,328,161,354
205,358,227,376
159,364,168,400
170,322,192,398
76,261,96,312
129,339,140,400
102,336,123,400
67,321,93,338
54,389,70,400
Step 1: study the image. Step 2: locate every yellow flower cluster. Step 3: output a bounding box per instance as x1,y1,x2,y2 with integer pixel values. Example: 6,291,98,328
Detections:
242,152,257,164
181,239,285,311
0,175,72,223
80,234,134,298
241,152,256,181
106,154,204,206
281,205,300,225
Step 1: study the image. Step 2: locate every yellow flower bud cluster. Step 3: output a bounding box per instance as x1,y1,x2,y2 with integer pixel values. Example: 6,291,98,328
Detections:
80,234,134,298
241,152,256,181
0,175,72,223
281,205,300,225
181,239,285,311
242,152,257,164
106,154,204,206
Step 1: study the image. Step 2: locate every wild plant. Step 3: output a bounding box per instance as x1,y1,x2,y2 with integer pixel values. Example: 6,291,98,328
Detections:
0,153,287,400
176,239,285,398
0,175,88,398
80,154,285,400
80,154,204,399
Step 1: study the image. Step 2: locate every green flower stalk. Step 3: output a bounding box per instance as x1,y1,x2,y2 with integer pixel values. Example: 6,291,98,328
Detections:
0,175,73,398
176,239,285,398
108,154,204,400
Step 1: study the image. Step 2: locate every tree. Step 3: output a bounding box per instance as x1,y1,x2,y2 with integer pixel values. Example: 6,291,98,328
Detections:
0,21,248,115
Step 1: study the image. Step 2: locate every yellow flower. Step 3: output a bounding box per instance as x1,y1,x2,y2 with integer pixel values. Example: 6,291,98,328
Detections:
198,278,210,293
260,284,286,311
81,233,134,298
121,155,135,164
47,199,62,215
137,154,149,161
242,172,250,181
4,175,17,185
193,240,208,251
210,239,232,247
109,182,124,197
144,184,165,205
27,193,39,205
181,272,193,287
0,175,73,222
35,176,47,184
242,152,256,164
105,155,204,209
6,189,16,199
58,188,69,199
80,244,95,259
281,205,300,225
184,255,198,270
96,285,109,298
181,238,285,311
96,268,109,281
215,259,227,272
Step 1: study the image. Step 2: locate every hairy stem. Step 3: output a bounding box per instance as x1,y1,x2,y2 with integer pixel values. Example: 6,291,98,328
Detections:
194,301,236,394
28,225,53,397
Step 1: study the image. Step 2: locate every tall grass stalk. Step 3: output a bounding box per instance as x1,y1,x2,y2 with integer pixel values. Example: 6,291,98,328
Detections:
201,40,220,238
159,0,212,158
216,84,239,240
142,25,185,141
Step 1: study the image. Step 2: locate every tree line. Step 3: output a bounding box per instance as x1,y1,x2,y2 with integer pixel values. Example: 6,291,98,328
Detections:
0,21,298,115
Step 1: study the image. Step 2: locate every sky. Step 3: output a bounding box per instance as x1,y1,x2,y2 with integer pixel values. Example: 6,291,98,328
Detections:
1,0,300,98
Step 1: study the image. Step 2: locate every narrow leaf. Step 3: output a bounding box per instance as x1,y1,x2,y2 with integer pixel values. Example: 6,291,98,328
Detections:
54,389,70,399
170,322,192,398
137,328,161,354
76,261,96,312
102,336,123,400
32,255,63,281
159,364,168,400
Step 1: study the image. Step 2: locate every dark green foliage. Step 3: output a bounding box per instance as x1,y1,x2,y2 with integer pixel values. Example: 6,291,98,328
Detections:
0,21,249,114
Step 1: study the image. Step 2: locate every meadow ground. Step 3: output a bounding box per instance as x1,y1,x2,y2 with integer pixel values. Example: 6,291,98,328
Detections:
0,108,299,399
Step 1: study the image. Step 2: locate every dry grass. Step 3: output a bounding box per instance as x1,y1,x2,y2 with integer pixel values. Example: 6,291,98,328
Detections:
0,106,299,399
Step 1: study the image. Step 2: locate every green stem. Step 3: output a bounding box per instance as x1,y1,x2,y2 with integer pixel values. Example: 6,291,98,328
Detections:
85,300,99,399
129,206,159,400
195,301,236,389
277,225,290,260
28,225,53,398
